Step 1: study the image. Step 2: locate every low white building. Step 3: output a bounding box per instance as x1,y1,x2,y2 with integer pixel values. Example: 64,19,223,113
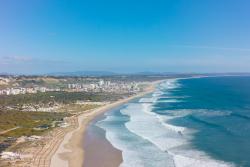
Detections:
0,152,21,160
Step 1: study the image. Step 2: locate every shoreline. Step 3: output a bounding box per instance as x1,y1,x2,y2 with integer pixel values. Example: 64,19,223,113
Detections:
83,118,123,167
50,80,162,167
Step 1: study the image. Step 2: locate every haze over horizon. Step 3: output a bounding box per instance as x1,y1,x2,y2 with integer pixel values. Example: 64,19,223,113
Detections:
1,0,250,74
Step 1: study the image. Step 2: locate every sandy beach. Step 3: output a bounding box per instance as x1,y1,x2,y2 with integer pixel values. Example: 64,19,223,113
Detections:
50,80,161,167
83,119,123,167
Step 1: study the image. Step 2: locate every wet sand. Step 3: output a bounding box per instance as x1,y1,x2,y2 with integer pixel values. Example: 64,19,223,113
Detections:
83,117,122,167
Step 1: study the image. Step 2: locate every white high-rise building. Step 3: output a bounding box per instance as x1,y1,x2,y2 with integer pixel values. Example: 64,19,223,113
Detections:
99,80,104,86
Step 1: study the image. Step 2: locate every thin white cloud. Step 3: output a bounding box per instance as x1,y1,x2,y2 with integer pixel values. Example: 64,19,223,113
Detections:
0,56,34,65
0,55,75,74
0,56,67,65
2,56,33,62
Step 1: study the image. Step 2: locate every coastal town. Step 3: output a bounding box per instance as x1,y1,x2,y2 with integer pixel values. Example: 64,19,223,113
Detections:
1,0,249,166
0,76,141,96
0,75,166,167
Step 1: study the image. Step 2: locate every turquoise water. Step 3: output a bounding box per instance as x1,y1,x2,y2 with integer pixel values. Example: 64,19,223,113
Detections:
162,76,250,166
96,76,250,167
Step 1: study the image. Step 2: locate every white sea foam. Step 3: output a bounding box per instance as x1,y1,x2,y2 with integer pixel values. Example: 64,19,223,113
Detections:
139,97,158,103
156,99,182,103
121,102,188,150
156,115,186,133
159,96,188,99
164,109,193,117
97,110,175,167
196,110,232,117
159,79,179,90
163,109,232,118
96,79,235,167
121,101,234,167
171,150,233,167
152,90,164,97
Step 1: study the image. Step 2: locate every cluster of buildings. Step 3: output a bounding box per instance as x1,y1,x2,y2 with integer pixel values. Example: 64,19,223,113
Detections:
0,152,21,160
0,87,61,96
67,80,141,93
0,135,42,160
0,79,142,96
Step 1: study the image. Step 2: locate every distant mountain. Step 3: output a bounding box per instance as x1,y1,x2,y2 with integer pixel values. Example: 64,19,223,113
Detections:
133,71,179,75
47,71,118,76
0,72,13,76
2,71,250,77
47,71,180,77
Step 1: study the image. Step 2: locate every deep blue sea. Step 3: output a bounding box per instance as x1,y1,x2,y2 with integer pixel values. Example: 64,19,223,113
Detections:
96,76,250,167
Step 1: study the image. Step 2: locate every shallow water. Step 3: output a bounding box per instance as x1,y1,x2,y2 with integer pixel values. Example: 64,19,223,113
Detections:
96,76,250,167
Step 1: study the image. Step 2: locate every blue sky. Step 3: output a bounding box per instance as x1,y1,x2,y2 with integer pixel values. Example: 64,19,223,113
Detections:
0,0,250,74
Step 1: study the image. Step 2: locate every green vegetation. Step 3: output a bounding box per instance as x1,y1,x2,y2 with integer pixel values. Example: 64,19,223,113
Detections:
58,104,101,114
0,103,101,153
0,90,124,143
0,91,130,108
0,110,69,139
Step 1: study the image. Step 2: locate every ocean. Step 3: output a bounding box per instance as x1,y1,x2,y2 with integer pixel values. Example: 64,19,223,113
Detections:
95,76,250,167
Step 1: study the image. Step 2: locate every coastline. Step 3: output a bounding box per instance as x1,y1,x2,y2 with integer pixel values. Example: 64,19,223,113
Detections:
83,118,123,167
50,80,162,167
